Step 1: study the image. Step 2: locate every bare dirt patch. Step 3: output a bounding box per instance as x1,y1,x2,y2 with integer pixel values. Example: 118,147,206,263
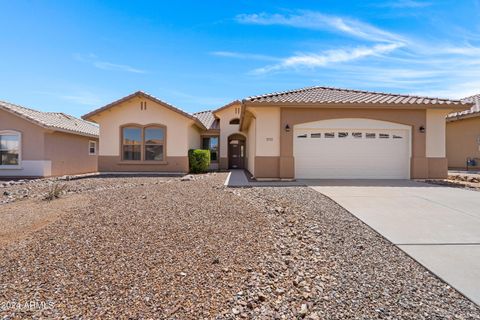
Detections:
0,194,89,247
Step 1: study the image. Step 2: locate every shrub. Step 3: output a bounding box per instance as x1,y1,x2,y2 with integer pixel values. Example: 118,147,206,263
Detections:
188,149,211,173
43,183,67,201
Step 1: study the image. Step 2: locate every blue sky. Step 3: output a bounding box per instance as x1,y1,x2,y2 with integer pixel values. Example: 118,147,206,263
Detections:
1,0,479,117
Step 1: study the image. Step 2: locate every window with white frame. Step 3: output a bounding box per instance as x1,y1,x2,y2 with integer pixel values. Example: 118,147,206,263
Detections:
0,131,20,166
89,141,97,155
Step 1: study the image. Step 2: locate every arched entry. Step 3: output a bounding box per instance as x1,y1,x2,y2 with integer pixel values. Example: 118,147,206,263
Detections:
228,133,246,169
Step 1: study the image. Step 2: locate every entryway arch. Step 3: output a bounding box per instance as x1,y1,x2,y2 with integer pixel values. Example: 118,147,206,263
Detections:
227,133,246,169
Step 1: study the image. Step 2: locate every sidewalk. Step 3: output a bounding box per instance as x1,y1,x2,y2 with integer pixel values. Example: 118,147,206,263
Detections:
224,170,304,187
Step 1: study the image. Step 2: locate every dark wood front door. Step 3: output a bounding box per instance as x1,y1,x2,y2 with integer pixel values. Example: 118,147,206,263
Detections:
228,139,245,169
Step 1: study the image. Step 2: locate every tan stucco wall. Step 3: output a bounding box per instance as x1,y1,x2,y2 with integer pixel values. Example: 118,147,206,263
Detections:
188,125,201,150
98,156,188,173
44,131,98,176
215,102,242,169
426,109,450,158
89,96,200,172
247,117,256,175
0,109,46,160
243,106,446,179
446,116,480,169
247,107,280,157
91,96,199,157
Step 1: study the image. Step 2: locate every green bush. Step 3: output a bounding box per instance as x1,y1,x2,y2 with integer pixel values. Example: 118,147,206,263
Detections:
188,149,211,173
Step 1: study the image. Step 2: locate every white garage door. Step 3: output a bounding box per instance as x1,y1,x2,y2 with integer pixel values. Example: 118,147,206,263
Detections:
294,119,411,179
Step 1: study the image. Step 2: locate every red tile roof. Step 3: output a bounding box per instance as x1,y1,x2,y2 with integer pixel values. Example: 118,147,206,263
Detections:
193,110,219,130
0,100,99,137
448,94,480,120
246,86,469,106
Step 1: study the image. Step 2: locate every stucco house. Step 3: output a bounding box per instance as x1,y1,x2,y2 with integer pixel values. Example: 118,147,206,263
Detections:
0,100,99,178
83,87,471,179
446,94,480,170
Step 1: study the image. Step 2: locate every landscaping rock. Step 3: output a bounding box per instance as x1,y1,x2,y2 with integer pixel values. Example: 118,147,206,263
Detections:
0,174,478,319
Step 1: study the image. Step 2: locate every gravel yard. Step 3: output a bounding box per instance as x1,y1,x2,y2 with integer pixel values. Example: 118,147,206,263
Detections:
0,173,479,319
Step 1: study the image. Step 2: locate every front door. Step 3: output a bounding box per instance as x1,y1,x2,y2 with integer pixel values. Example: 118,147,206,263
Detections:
228,139,245,169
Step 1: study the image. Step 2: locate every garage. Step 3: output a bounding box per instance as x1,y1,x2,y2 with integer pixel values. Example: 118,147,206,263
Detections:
293,118,411,179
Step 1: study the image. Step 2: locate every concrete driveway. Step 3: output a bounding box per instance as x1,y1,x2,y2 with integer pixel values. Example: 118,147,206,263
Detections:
306,180,480,305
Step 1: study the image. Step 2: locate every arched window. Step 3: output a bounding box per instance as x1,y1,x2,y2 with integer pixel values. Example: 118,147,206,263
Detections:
229,118,240,125
0,130,21,166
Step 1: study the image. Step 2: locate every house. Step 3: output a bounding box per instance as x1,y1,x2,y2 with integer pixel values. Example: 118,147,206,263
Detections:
446,94,480,170
82,87,471,179
0,100,99,178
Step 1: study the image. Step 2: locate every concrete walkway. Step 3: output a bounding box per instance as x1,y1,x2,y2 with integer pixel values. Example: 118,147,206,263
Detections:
307,180,480,305
224,170,304,187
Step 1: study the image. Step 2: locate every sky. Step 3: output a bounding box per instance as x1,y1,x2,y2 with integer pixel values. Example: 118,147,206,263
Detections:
0,0,479,117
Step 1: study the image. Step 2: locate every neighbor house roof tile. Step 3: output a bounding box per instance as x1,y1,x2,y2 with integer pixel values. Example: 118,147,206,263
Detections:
245,86,468,106
0,100,99,137
447,94,480,120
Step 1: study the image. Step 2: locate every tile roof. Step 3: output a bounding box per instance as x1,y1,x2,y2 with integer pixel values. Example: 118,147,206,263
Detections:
246,86,469,106
82,91,206,130
447,94,480,120
193,110,219,130
0,100,99,137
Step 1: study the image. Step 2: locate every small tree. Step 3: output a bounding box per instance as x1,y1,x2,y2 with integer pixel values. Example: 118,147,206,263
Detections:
188,149,211,173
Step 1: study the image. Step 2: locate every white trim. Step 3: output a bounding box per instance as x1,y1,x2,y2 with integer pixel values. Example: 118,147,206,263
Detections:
0,160,51,177
0,130,22,168
88,140,97,155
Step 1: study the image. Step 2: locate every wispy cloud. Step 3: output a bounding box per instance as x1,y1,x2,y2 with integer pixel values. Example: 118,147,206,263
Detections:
34,89,103,106
229,9,480,99
73,53,146,74
236,11,406,43
211,51,279,61
377,0,432,8
252,43,403,74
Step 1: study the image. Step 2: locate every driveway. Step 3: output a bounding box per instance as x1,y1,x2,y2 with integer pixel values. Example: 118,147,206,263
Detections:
306,179,480,305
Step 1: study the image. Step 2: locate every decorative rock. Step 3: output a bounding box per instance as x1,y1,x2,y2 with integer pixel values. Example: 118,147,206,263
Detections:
299,303,308,317
180,175,194,181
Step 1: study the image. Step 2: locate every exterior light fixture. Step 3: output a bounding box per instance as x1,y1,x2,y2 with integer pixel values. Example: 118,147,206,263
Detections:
285,124,291,132
419,126,425,133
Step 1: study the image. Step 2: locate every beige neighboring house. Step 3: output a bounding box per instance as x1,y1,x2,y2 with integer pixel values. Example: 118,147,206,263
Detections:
0,100,99,178
446,94,480,170
83,87,471,179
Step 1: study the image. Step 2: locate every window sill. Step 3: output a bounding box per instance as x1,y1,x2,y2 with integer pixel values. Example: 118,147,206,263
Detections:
0,165,22,170
118,161,168,165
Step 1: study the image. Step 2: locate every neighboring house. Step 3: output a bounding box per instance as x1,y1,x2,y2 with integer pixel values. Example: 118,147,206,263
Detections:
0,100,99,178
446,94,480,170
83,87,471,179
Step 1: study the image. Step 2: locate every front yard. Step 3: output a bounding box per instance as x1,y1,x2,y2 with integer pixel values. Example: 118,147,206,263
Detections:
0,174,479,319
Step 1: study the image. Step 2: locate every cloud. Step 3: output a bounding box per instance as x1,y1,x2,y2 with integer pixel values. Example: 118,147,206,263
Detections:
377,0,432,8
73,53,146,74
230,10,480,99
34,89,103,106
211,51,280,61
236,11,406,43
252,43,403,74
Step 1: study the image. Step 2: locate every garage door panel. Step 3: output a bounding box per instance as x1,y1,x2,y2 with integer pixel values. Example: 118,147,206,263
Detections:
294,126,410,179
